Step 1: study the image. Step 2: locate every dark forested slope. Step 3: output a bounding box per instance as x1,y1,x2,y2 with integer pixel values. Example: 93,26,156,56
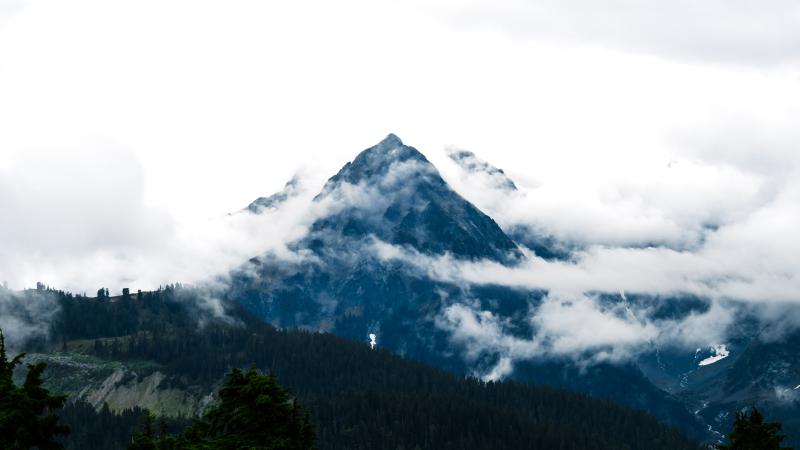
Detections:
6,285,701,450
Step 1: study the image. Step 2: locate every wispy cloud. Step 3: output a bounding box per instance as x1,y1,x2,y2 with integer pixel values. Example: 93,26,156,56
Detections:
418,0,800,65
0,142,330,293
0,287,60,352
371,232,789,376
434,291,734,381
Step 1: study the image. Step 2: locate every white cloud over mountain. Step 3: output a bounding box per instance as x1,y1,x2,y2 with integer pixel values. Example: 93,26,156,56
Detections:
1,0,800,374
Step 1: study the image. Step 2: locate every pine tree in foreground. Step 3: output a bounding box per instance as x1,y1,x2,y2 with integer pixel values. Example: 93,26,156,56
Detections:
0,329,70,449
716,406,793,450
129,367,316,450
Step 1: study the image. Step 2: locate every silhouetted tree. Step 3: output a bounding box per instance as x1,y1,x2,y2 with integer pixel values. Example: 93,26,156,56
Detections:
0,329,70,449
716,407,793,450
129,368,316,450
128,412,158,450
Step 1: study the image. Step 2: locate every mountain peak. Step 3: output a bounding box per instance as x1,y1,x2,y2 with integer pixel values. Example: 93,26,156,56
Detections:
379,133,403,148
448,150,518,192
311,135,521,263
322,134,430,188
246,176,300,213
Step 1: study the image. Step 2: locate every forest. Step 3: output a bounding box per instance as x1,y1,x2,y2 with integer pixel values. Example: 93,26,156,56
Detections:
3,284,703,449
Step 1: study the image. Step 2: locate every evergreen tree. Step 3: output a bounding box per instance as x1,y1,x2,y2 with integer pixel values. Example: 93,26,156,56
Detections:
129,368,316,450
0,329,70,449
128,412,159,450
716,407,793,450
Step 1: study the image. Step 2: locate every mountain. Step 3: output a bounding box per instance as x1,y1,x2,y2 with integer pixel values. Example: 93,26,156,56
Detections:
654,320,800,445
307,134,521,262
232,134,709,438
6,286,702,450
447,148,518,192
246,176,300,213
8,134,798,446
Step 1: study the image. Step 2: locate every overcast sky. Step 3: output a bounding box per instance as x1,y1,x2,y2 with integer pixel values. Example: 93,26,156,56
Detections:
1,0,799,294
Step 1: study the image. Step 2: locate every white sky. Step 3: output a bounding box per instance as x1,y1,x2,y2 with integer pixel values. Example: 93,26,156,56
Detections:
1,0,800,293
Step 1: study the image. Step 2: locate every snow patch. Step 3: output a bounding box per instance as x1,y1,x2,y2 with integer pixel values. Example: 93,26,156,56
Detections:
369,333,377,350
698,344,729,366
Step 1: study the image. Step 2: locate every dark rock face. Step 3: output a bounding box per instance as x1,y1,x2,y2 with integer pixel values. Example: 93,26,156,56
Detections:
310,134,521,263
246,176,300,213
320,134,421,187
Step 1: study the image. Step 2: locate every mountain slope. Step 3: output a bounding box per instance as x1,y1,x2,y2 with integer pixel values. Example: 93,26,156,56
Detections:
9,286,702,450
447,148,518,192
246,176,300,213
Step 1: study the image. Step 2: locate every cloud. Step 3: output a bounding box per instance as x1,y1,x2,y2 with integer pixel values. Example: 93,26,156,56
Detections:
375,232,800,305
655,300,734,350
425,114,800,376
531,295,658,359
774,385,800,405
372,231,794,375
174,287,241,329
0,140,330,294
0,138,447,296
365,131,800,377
430,132,800,301
0,287,60,352
417,0,800,65
438,146,769,250
434,290,732,380
436,302,539,380
446,149,518,192
673,114,800,178
0,0,25,27
0,0,797,385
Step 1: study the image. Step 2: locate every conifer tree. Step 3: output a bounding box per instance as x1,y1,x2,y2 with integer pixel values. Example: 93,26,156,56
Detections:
128,412,159,450
0,329,70,449
129,367,316,450
716,407,793,450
